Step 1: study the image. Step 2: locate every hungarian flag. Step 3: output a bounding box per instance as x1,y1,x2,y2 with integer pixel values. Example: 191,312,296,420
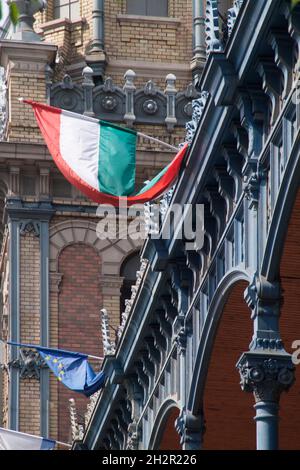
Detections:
23,100,188,206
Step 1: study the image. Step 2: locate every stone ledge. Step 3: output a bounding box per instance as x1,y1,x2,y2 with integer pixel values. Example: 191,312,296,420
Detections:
37,17,87,34
116,14,181,28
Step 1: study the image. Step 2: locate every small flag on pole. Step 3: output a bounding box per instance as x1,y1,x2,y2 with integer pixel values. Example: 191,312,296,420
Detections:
8,342,106,397
21,100,188,206
0,427,56,450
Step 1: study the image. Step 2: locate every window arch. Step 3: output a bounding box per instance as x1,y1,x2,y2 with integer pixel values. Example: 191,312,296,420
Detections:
127,0,168,17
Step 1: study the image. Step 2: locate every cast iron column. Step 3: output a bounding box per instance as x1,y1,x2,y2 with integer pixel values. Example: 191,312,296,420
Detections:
237,275,295,450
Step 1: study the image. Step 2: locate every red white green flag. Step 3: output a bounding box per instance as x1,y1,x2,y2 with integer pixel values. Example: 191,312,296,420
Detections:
23,100,188,206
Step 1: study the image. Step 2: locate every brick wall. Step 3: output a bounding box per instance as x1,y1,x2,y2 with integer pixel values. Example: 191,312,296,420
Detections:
203,281,256,450
105,0,192,63
56,243,102,443
278,187,300,450
158,408,181,450
8,68,47,144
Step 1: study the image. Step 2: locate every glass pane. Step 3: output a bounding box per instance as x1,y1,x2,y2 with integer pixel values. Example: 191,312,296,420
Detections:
147,0,168,16
127,0,147,15
54,0,70,7
56,4,70,18
70,1,80,20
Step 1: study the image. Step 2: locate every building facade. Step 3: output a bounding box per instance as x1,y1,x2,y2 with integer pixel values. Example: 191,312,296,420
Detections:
0,0,204,445
78,0,300,450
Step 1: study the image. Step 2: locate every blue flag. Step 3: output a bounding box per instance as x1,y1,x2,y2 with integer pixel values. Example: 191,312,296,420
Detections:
8,342,105,397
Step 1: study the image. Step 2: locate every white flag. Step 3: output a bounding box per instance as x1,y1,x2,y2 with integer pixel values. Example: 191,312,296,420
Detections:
0,427,56,450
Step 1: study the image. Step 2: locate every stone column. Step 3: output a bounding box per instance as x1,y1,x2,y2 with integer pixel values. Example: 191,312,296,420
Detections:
236,275,295,450
191,0,206,81
85,0,107,83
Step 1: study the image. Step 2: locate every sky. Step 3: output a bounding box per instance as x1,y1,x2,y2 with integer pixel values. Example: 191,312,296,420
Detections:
0,2,9,27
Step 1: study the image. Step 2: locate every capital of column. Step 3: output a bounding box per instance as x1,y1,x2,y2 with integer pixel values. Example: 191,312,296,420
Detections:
175,408,205,450
237,350,295,403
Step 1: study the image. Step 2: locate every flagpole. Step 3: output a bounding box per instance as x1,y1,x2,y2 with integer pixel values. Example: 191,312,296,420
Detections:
137,131,179,151
88,354,104,361
7,340,104,361
56,440,72,448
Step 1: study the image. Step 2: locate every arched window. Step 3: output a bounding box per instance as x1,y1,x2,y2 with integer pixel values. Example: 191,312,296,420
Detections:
120,251,141,318
54,0,80,21
127,0,168,17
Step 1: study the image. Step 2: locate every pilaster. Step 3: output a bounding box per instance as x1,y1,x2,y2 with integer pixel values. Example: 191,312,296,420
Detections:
0,40,57,143
5,200,55,436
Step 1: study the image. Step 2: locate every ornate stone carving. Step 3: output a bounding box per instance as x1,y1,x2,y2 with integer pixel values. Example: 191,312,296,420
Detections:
245,274,284,351
175,327,188,354
103,77,115,93
227,0,244,37
143,99,158,115
123,69,136,127
50,272,63,294
19,220,40,237
237,352,295,403
49,66,199,129
176,408,205,450
165,73,177,131
51,75,84,114
84,390,101,429
243,172,261,210
69,398,84,442
126,421,139,450
101,308,116,355
101,95,117,111
176,82,199,125
9,348,46,380
205,0,222,55
82,66,95,117
185,91,209,143
117,259,148,339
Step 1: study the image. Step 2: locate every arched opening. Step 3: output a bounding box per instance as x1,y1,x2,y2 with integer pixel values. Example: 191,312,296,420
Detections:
149,403,181,450
278,187,300,449
158,408,181,450
120,251,140,319
202,281,255,449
